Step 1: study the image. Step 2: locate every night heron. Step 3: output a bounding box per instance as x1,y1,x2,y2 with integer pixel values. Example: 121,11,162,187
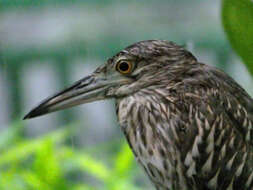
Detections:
24,40,253,190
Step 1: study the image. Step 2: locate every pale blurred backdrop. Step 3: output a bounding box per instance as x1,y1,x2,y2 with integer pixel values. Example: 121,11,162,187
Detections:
0,0,253,189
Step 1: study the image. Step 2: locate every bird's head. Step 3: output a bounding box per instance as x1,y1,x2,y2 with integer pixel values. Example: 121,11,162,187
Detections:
24,40,196,119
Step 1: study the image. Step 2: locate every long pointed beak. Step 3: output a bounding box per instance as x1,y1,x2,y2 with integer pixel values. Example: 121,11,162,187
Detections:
24,75,108,119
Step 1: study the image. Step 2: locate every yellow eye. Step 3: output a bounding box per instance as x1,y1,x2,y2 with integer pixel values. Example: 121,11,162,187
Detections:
116,60,133,74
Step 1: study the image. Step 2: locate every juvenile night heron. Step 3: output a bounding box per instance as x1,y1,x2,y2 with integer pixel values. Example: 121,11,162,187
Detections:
24,40,253,190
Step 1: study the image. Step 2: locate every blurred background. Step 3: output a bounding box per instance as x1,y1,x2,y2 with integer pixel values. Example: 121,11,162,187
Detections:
0,0,252,190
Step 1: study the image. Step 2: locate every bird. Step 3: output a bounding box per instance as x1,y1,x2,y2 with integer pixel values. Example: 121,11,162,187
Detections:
24,40,253,190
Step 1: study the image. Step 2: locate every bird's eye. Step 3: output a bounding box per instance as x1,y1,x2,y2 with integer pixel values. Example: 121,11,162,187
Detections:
116,60,133,74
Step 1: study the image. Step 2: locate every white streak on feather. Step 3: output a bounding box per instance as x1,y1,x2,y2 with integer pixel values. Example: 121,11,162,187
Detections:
227,99,232,109
207,168,220,189
226,152,237,170
205,118,210,130
219,143,227,160
184,152,193,166
169,120,179,142
246,170,253,187
207,105,213,114
243,118,248,127
186,160,196,177
227,177,234,190
192,136,201,157
229,135,235,149
246,129,251,142
206,122,215,154
236,109,241,118
216,129,225,146
201,151,214,173
235,152,247,177
195,116,204,137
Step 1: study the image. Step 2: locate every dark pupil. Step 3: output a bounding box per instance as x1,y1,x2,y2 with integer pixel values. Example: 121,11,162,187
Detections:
119,62,129,71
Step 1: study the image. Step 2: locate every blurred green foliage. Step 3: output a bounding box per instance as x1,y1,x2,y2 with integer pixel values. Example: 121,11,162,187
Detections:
222,0,253,74
0,122,145,190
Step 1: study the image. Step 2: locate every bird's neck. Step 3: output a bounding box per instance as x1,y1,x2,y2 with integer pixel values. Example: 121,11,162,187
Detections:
115,86,170,131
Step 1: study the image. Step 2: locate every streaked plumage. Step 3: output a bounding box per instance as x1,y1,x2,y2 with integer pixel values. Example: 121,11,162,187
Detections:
24,40,253,190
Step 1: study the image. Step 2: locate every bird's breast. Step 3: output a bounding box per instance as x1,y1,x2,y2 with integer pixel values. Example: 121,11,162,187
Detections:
116,94,189,189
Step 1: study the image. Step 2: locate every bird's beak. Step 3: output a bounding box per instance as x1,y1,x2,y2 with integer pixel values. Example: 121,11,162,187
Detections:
24,74,109,119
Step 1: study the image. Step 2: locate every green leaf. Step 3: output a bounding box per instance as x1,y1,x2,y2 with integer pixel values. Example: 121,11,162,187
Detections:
72,183,96,190
0,129,68,166
114,143,134,177
75,153,111,181
33,138,63,188
21,170,52,190
62,147,111,181
222,0,253,74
